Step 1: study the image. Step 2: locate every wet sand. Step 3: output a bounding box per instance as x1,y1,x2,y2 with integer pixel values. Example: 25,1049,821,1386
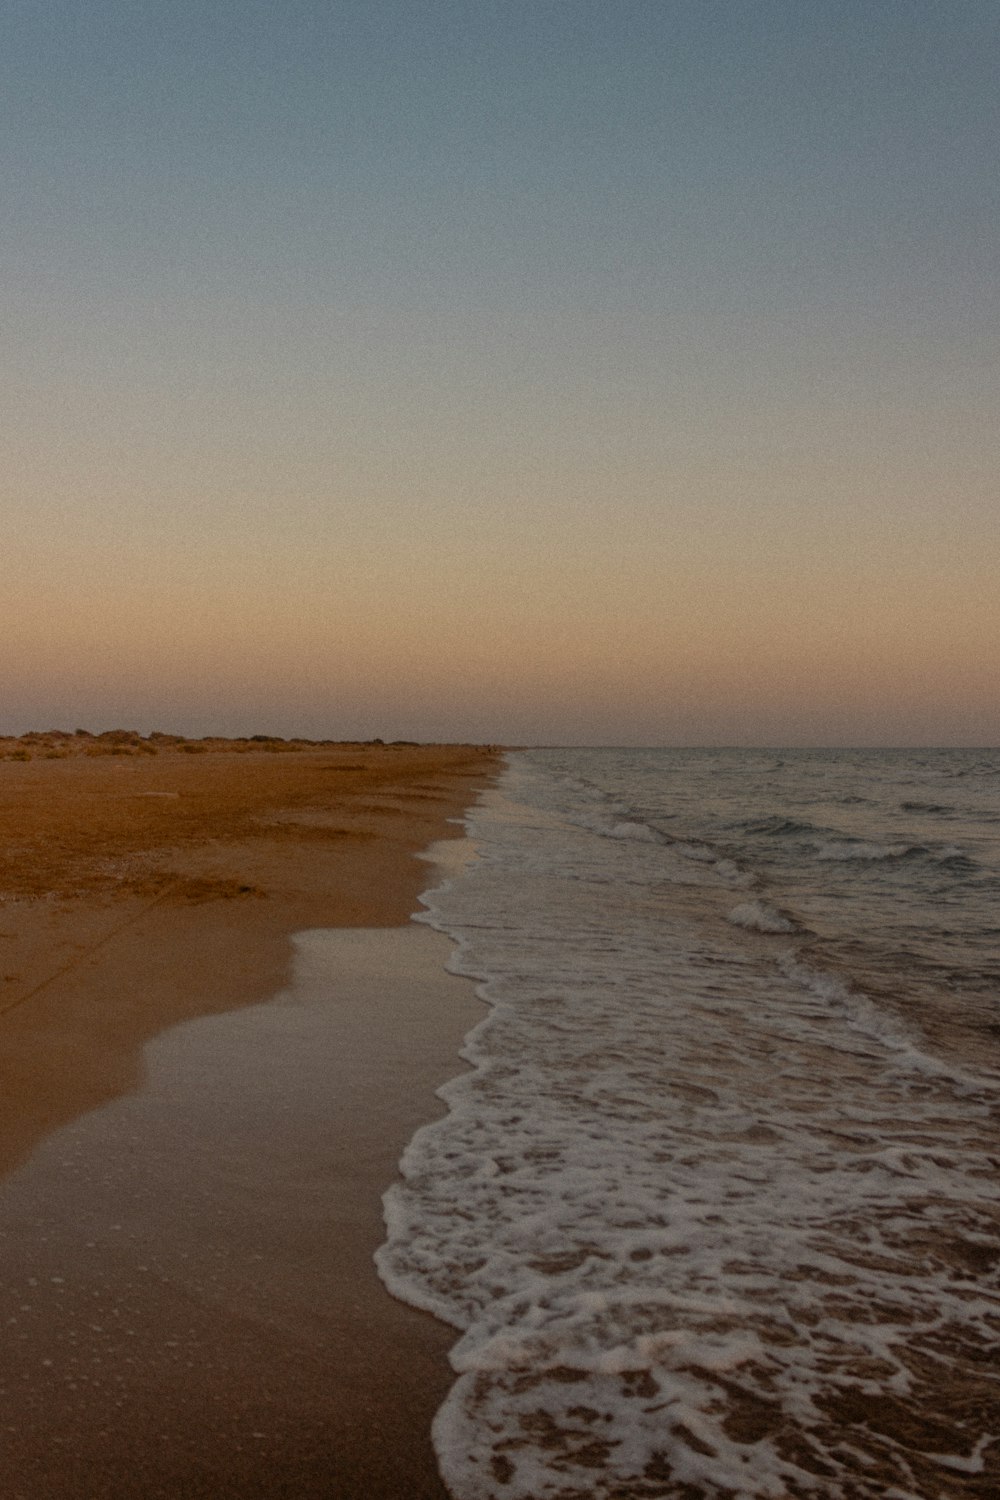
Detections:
0,737,498,1496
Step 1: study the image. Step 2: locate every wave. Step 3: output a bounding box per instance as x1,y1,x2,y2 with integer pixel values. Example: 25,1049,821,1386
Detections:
813,839,925,862
813,841,978,876
727,899,799,934
380,756,1000,1500
673,841,717,862
735,816,823,838
608,819,661,843
775,952,935,1063
935,847,978,871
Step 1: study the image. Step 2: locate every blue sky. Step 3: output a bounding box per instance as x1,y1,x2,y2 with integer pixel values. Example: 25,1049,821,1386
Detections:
3,1,997,743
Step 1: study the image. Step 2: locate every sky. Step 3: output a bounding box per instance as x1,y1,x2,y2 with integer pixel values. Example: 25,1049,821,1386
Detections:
3,0,997,745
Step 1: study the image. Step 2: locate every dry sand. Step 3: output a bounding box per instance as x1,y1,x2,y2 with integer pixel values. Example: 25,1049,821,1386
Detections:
0,733,499,1497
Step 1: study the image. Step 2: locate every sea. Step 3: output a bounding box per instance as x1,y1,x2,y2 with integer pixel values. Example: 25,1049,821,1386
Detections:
377,747,1000,1500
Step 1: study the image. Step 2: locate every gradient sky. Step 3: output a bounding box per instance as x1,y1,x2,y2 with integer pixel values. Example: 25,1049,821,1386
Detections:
3,0,997,744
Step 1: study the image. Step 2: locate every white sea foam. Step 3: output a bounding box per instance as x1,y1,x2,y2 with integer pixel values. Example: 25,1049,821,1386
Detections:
727,899,797,933
775,950,926,1058
379,753,1000,1499
814,839,916,861
673,841,716,861
609,819,659,841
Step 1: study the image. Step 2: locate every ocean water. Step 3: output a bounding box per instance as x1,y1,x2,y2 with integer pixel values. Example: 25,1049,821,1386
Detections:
377,748,1000,1500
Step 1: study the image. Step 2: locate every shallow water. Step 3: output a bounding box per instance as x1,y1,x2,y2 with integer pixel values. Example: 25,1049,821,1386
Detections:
378,749,1000,1499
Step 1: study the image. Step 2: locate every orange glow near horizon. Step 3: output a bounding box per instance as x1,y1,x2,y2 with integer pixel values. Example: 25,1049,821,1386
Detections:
4,5,997,745
7,464,998,744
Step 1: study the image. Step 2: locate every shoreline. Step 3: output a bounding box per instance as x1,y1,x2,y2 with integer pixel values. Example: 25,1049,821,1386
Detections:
0,740,497,1176
0,740,499,1496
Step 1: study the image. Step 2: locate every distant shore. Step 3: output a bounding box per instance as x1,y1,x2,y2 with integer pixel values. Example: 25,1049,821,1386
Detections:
0,734,499,1496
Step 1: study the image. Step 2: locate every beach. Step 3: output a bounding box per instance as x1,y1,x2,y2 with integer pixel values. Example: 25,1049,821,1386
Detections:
0,733,497,1497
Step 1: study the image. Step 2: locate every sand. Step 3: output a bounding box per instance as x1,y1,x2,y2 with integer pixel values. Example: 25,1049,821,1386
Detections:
0,735,499,1497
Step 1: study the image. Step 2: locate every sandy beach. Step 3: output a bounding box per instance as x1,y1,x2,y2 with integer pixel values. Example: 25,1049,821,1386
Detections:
0,732,498,1497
